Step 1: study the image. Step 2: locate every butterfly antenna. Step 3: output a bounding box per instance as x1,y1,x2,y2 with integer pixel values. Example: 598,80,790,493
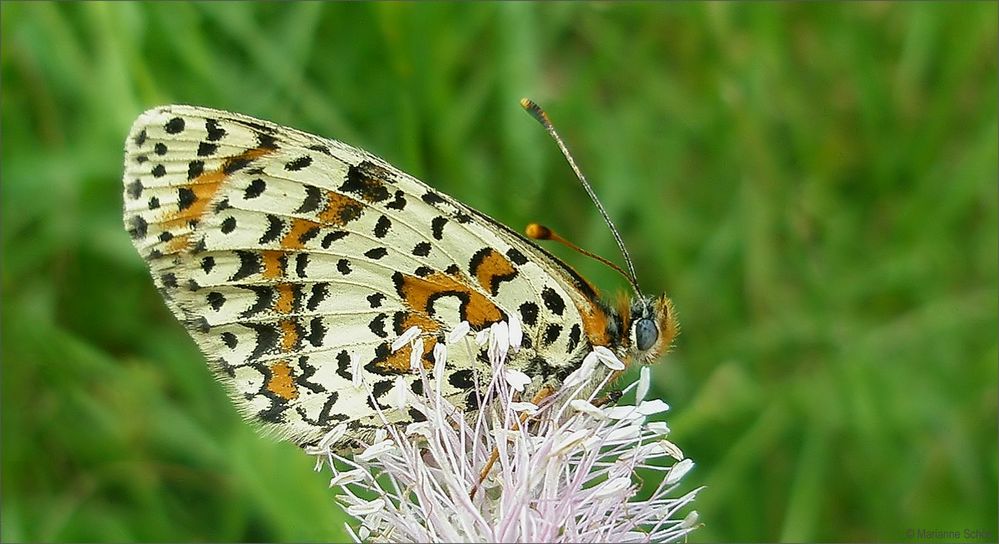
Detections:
525,222,634,290
520,98,642,294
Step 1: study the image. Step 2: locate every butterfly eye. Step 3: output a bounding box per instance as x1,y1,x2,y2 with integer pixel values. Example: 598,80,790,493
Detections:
634,318,658,352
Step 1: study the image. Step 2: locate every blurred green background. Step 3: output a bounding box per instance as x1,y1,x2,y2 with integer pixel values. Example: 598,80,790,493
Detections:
2,2,996,542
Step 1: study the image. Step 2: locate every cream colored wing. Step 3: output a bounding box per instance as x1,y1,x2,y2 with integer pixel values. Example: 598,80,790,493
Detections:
123,106,608,447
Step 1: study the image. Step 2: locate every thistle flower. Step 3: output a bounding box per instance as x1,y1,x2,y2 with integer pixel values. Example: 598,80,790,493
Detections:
307,321,700,543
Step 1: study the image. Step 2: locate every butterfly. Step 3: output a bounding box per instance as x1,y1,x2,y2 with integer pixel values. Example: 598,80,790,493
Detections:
122,101,677,450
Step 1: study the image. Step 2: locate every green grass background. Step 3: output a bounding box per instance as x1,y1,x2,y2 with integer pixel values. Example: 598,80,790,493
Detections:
2,2,996,542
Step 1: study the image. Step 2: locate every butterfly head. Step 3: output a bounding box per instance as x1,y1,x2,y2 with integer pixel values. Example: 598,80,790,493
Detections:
520,99,679,366
626,294,678,364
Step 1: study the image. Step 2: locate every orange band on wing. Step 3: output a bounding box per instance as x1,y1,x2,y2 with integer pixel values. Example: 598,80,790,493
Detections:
266,360,298,400
154,146,276,253
469,248,518,296
394,270,504,330
261,250,287,279
281,218,322,250
274,283,295,314
317,191,364,226
279,318,299,352
396,311,441,335
373,338,437,374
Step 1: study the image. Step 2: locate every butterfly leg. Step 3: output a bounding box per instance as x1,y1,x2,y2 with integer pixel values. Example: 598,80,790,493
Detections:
591,388,623,408
590,369,626,407
469,385,555,499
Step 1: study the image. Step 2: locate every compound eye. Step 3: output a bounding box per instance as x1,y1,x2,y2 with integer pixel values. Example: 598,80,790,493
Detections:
634,318,659,352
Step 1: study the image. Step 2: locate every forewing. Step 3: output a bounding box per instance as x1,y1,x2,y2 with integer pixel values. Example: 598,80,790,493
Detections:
123,105,599,446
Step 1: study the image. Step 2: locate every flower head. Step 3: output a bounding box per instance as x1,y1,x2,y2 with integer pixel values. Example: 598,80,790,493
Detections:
308,321,700,543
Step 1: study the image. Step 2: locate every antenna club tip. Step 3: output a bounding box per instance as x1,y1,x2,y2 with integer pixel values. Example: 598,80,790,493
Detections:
519,98,550,125
525,223,553,240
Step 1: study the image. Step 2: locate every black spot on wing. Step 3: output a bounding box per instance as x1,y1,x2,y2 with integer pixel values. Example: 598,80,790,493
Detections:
239,285,274,318
307,282,329,311
187,160,205,180
364,247,388,260
127,216,148,239
449,369,475,390
341,161,391,202
205,119,226,141
244,178,266,199
409,407,427,422
221,331,237,349
154,142,167,155
336,350,353,381
296,225,321,246
134,129,147,147
543,323,563,346
321,231,349,249
165,117,185,134
285,155,313,171
295,185,323,213
148,196,160,209
223,156,253,175
230,250,262,281
207,291,225,311
201,256,216,274
412,242,431,257
422,191,445,205
160,272,177,288
386,190,407,210
257,401,287,424
542,286,565,316
306,317,326,347
245,322,279,361
295,253,309,278
568,323,582,352
178,187,197,210
464,390,481,411
151,164,166,178
367,379,395,410
197,142,218,157
519,302,539,327
507,248,528,266
220,216,236,234
368,314,388,338
308,144,331,155
127,179,143,199
431,216,447,240
256,132,279,150
391,312,407,335
259,215,284,244
373,216,392,238
337,259,351,275
367,293,385,308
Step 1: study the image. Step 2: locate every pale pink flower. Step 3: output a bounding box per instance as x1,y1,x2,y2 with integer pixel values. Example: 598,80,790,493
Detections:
308,321,700,543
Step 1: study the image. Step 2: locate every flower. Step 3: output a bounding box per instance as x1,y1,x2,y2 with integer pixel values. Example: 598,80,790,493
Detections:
307,321,700,543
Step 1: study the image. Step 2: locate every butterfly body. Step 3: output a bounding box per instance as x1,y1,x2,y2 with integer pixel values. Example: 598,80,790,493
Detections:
123,106,675,448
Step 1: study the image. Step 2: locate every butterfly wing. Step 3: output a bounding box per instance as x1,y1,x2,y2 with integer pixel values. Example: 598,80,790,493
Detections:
123,106,608,446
